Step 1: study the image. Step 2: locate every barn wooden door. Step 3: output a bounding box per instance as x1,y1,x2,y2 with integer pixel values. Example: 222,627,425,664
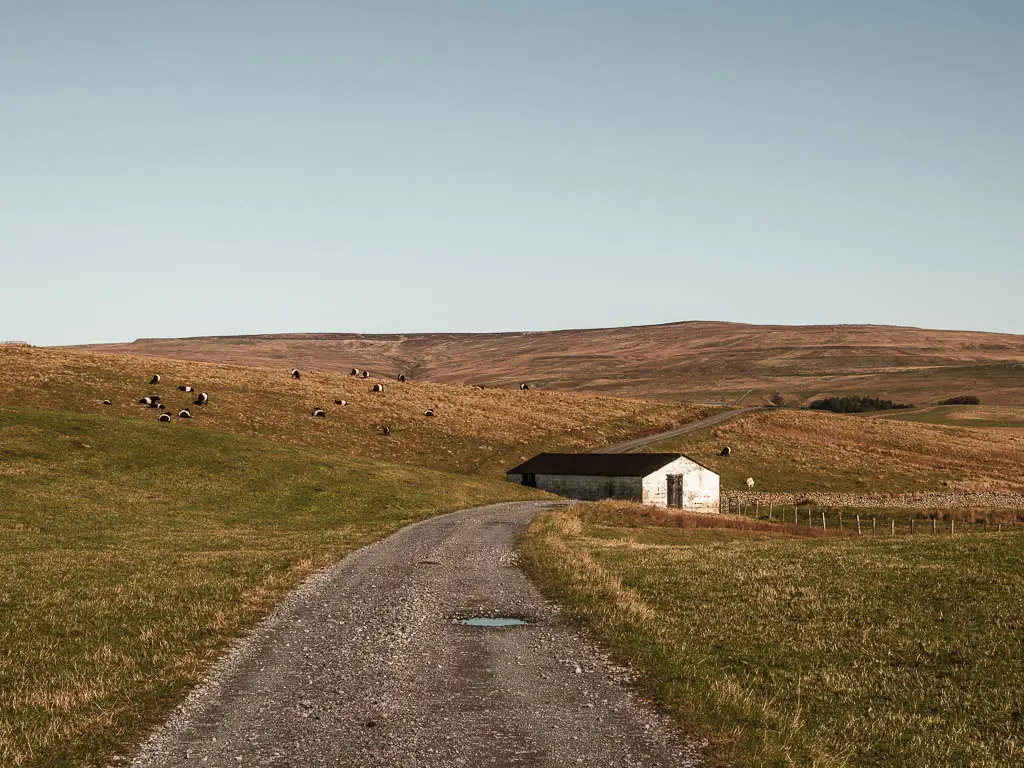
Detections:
667,474,683,508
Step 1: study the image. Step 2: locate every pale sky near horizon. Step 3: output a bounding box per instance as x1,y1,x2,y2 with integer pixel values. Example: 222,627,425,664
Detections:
2,1,1022,345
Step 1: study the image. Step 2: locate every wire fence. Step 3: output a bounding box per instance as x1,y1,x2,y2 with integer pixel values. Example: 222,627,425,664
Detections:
720,497,1024,536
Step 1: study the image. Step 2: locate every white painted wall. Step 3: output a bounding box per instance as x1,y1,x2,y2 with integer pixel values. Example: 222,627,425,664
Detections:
642,456,720,513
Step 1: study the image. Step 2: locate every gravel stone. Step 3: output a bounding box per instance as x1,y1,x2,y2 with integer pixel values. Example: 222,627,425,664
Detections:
129,501,704,767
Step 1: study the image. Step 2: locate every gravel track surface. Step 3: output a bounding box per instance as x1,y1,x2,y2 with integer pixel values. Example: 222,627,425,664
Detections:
130,501,704,767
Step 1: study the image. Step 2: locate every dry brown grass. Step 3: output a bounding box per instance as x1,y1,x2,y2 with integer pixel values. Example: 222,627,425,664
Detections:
879,404,1024,428
0,345,703,477
76,320,1024,404
649,407,1024,494
576,500,841,538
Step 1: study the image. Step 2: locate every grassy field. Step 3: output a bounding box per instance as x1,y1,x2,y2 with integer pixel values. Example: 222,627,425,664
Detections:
0,406,542,768
877,404,1024,428
521,502,1024,767
648,407,1024,494
0,345,705,477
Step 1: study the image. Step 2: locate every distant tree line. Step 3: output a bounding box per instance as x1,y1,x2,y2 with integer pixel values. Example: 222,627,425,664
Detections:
937,395,982,405
809,396,914,414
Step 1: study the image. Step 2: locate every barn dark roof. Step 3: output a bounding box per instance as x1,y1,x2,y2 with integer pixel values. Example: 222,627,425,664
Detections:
506,453,690,477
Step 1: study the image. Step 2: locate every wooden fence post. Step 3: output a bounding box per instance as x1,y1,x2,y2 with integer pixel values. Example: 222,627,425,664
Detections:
856,515,861,535
911,519,915,535
951,518,955,535
822,511,826,530
891,519,895,536
872,517,876,535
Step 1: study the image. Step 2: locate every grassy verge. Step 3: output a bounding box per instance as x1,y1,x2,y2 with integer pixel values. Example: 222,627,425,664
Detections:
0,406,542,767
521,502,1024,767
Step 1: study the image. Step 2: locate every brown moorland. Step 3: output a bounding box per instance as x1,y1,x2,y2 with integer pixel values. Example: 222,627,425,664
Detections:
76,320,1024,404
0,345,705,477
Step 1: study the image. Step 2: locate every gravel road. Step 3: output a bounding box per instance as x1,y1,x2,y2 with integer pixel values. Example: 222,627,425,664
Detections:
594,407,760,454
130,501,704,767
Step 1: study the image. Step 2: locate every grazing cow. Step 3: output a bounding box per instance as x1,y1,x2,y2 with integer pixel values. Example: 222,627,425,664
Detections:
102,399,112,406
158,403,166,410
178,409,192,419
139,397,153,406
148,401,159,409
424,408,435,417
350,368,360,376
398,374,407,383
361,370,369,379
520,383,530,391
720,446,731,457
179,385,193,393
291,369,301,380
745,477,755,489
380,425,391,436
472,385,485,391
158,413,171,422
334,399,347,406
194,392,208,405
371,383,385,393
149,374,160,384
313,408,326,418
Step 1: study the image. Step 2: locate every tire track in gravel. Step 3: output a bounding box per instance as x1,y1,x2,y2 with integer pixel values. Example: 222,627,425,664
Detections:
130,501,704,767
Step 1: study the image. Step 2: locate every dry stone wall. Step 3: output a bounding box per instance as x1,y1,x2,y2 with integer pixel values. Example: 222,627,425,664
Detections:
724,490,1024,511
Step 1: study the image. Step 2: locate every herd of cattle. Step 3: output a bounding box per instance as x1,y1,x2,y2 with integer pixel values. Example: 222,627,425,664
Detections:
104,368,532,437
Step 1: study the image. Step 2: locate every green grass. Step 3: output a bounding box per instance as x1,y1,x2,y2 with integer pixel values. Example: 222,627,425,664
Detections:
0,406,541,767
521,502,1024,767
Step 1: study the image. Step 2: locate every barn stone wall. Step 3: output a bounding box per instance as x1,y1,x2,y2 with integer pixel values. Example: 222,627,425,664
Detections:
506,473,642,502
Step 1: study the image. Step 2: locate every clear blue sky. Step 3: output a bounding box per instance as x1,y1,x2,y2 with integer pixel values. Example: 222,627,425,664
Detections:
2,1,1021,345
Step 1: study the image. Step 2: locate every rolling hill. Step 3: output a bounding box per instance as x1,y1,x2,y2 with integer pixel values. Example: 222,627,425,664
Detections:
76,321,1024,405
0,345,703,477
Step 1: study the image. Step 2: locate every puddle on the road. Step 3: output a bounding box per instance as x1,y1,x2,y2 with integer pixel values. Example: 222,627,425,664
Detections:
458,617,529,628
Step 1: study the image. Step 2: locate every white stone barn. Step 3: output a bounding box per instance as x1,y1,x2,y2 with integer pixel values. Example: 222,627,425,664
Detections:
506,453,720,513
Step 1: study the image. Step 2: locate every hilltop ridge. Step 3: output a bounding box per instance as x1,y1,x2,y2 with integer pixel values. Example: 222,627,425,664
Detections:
76,321,1024,405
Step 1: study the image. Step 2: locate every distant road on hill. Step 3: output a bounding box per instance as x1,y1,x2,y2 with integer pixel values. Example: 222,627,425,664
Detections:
594,407,761,454
76,320,1024,405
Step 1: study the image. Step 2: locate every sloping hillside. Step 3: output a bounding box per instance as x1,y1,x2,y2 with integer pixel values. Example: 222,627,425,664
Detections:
76,321,1024,404
0,345,703,477
0,406,540,768
648,407,1024,494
